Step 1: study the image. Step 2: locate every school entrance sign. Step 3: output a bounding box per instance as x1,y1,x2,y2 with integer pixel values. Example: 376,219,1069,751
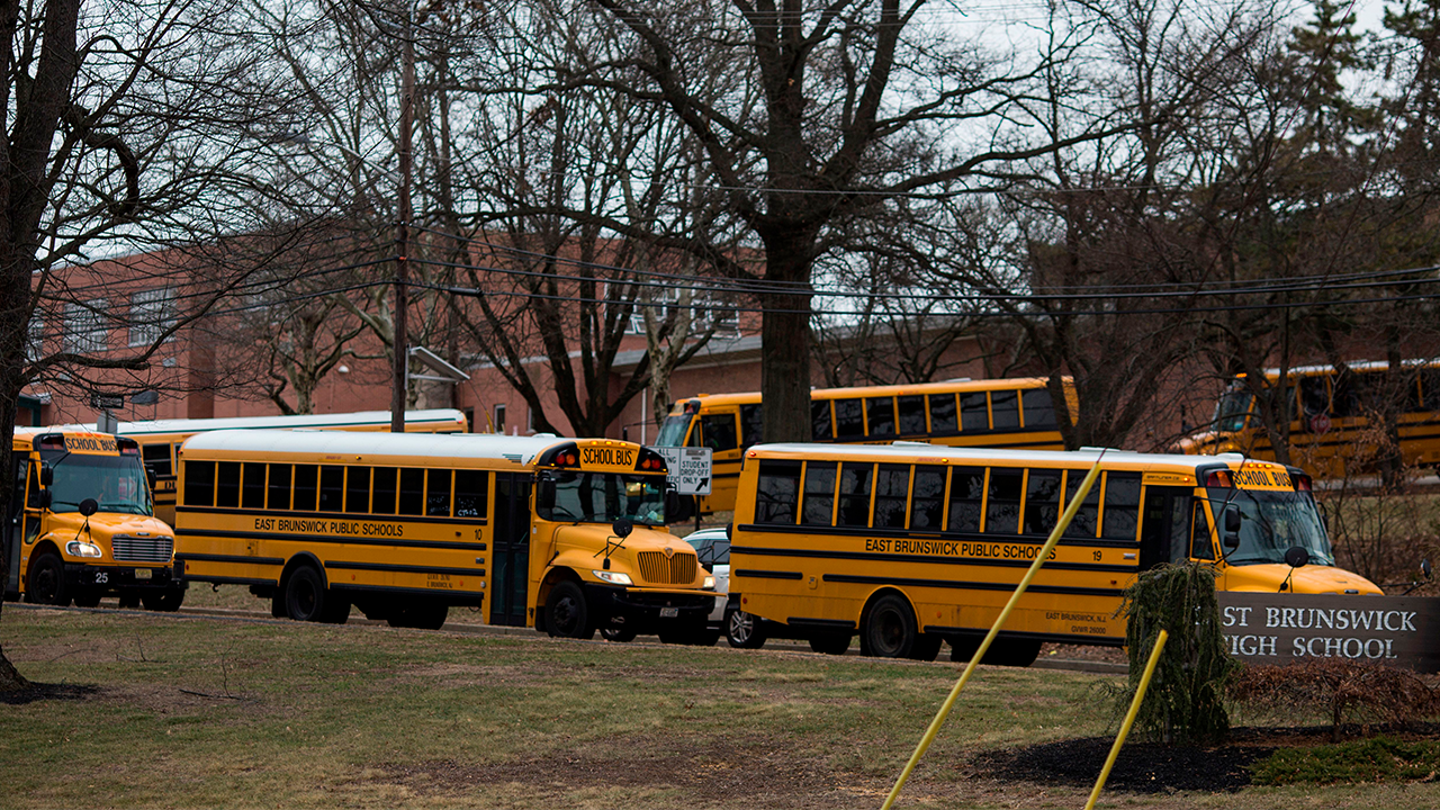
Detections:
1218,592,1440,673
652,447,712,496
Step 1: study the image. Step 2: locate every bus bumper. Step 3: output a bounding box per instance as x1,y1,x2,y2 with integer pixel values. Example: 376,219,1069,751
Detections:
582,582,713,633
65,562,186,595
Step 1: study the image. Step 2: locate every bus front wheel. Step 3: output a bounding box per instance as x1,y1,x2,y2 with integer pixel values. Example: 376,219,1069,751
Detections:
25,553,70,607
861,594,920,658
545,581,595,640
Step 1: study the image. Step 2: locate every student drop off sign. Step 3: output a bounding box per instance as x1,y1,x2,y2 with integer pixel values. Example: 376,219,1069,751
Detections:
1218,593,1440,673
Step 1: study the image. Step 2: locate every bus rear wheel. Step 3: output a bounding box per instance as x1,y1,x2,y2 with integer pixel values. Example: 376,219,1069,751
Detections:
861,594,919,658
25,553,69,607
544,581,595,640
285,566,349,624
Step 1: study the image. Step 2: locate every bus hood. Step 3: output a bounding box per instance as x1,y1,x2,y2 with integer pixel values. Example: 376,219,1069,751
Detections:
1222,562,1383,595
550,524,704,588
43,512,175,562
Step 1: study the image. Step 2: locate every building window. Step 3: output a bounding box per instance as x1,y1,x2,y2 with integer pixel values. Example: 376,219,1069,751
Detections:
26,313,43,361
494,404,506,434
129,288,175,347
65,299,109,354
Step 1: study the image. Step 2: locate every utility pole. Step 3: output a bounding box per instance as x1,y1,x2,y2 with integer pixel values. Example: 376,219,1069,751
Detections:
391,3,415,433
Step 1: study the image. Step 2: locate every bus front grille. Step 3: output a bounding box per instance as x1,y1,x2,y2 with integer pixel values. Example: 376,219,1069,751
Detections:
111,535,174,563
636,551,697,585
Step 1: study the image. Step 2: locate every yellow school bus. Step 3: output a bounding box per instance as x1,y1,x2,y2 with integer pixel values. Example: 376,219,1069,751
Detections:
1179,360,1440,478
655,378,1074,514
75,409,470,526
3,428,185,610
173,430,715,637
724,443,1381,664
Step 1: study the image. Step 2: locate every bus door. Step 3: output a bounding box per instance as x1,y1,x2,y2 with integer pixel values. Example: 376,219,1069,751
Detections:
3,453,24,598
1140,485,1195,569
489,472,531,626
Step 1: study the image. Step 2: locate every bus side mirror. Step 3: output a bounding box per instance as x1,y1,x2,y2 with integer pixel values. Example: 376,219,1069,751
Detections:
1222,507,1242,549
147,470,157,492
38,490,52,509
40,464,53,487
665,489,690,523
1284,546,1309,569
537,477,555,510
79,498,98,517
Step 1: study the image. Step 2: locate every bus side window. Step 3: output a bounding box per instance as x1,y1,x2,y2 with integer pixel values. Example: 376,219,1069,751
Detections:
293,465,318,512
1063,471,1099,537
1101,472,1142,541
834,399,864,439
910,466,946,531
800,462,837,526
1299,376,1329,423
865,397,896,438
947,467,984,533
1021,388,1058,429
754,460,801,525
700,413,739,452
267,464,292,510
741,403,764,448
811,401,833,441
991,390,1020,430
837,463,874,528
1168,494,1191,564
216,462,241,508
873,464,910,529
1191,503,1216,560
1422,369,1440,411
241,463,266,509
185,460,216,507
455,469,488,517
427,469,453,516
372,467,398,514
986,468,1023,534
959,392,988,432
346,467,372,514
318,466,344,512
398,468,424,516
1022,470,1062,535
897,395,926,435
928,393,958,434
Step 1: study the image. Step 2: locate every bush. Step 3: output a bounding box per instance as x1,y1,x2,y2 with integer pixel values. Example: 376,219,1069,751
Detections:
1228,658,1440,741
1120,563,1238,744
1251,736,1440,785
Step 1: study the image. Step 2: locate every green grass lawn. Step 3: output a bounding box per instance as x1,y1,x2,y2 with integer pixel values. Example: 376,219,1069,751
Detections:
1,605,1437,809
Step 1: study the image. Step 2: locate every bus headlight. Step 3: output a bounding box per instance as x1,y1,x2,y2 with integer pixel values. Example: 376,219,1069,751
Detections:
66,540,103,559
703,575,715,590
593,570,634,586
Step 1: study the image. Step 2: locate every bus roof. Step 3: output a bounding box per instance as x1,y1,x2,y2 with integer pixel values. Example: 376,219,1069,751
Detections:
673,378,1054,409
1253,358,1440,379
745,442,1256,472
53,408,468,437
179,429,623,467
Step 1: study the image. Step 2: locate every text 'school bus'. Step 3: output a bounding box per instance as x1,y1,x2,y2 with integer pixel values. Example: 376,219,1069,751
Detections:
3,428,186,610
656,378,1074,514
74,409,470,526
173,430,716,637
724,443,1381,665
1179,360,1440,479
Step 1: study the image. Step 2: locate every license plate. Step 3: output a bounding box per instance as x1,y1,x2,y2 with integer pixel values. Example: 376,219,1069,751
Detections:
134,568,152,580
660,607,678,618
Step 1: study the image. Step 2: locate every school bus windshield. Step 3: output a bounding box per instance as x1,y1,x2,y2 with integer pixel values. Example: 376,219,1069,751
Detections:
44,453,153,515
1206,488,1334,567
1212,390,1253,432
655,415,690,447
540,471,668,526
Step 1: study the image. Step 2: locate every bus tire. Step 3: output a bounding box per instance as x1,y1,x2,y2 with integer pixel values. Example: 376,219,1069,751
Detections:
544,581,595,640
25,552,70,607
725,608,766,649
285,565,346,623
861,594,919,658
809,632,851,655
142,590,185,613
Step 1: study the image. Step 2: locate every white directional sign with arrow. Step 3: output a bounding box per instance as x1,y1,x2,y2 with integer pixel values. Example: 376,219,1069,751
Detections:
652,447,712,496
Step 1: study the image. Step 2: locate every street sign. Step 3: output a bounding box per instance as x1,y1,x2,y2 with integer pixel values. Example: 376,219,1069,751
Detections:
651,447,712,496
